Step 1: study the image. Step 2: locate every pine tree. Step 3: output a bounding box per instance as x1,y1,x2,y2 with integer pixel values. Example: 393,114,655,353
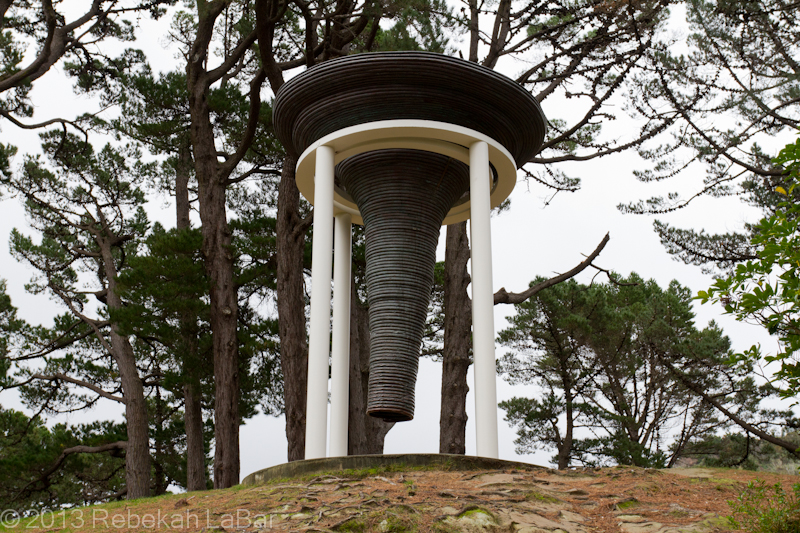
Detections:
3,133,154,498
619,0,799,274
499,275,762,468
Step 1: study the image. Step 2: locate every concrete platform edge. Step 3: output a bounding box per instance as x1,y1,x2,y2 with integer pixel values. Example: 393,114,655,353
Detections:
241,453,544,486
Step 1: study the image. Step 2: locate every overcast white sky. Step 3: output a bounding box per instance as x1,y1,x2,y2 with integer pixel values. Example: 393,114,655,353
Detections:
0,4,791,481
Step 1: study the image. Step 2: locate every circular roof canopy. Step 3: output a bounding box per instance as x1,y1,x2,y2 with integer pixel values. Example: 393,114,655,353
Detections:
273,52,548,223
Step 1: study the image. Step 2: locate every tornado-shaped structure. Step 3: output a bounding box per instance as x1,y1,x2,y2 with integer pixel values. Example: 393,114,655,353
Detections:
338,150,470,421
273,52,546,429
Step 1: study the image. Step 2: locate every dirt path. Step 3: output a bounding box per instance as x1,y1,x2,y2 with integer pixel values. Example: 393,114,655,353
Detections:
7,465,798,532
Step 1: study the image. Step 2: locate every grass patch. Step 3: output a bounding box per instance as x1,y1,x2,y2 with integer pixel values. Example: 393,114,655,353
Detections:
334,518,367,532
460,507,494,518
615,498,640,510
525,490,561,504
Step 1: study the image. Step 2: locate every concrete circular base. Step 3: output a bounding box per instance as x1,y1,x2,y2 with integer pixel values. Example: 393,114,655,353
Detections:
241,454,544,485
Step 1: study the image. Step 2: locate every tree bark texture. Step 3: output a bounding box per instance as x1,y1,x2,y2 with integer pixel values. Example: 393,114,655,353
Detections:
175,142,192,231
111,330,151,498
557,388,574,470
348,278,394,454
100,239,151,499
276,157,309,461
175,139,206,491
439,221,472,455
175,141,207,491
188,56,240,487
199,177,239,488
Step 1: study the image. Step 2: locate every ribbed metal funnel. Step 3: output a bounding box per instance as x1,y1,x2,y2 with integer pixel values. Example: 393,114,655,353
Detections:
338,149,470,422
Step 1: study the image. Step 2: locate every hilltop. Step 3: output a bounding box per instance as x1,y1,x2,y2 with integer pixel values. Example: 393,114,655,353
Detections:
3,464,797,532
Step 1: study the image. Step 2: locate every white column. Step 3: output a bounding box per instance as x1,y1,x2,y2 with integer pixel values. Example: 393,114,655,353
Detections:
329,213,352,457
469,140,499,459
305,145,335,460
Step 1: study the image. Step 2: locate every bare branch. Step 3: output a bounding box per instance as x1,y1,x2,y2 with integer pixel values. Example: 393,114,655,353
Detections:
12,440,127,502
659,355,800,458
30,372,126,404
494,233,610,305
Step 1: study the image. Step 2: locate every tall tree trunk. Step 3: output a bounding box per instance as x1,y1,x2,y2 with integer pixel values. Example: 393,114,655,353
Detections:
198,177,239,488
113,332,151,499
256,4,310,462
183,377,205,489
438,7,482,455
348,279,394,455
276,157,309,461
175,143,206,491
100,240,151,499
439,222,472,454
187,30,240,486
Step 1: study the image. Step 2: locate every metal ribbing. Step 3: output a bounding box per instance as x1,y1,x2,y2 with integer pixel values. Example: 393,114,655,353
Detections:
273,52,547,167
337,150,470,422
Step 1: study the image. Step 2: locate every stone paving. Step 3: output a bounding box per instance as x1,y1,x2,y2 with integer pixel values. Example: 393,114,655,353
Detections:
235,466,750,531
20,463,795,532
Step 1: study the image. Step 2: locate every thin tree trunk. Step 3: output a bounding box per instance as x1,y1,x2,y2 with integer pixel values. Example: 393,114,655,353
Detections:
439,222,472,454
112,331,151,498
276,156,309,461
348,278,394,455
183,379,205,489
558,389,574,470
153,379,167,495
176,143,192,231
100,240,151,499
175,142,206,491
347,279,368,455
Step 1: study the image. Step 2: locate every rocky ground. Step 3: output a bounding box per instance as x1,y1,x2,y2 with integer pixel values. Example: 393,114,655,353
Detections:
6,465,798,532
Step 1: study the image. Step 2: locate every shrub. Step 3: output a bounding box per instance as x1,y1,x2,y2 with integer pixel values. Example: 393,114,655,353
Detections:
728,480,800,533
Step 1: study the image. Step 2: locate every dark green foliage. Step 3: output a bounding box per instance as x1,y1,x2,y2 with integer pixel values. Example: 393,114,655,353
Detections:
114,225,214,490
681,431,800,472
498,279,598,467
114,213,284,485
230,189,285,418
349,0,458,54
700,137,800,398
0,408,126,513
0,279,25,383
0,142,15,182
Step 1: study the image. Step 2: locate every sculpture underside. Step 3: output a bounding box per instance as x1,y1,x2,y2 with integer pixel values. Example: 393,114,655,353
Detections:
338,149,470,422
